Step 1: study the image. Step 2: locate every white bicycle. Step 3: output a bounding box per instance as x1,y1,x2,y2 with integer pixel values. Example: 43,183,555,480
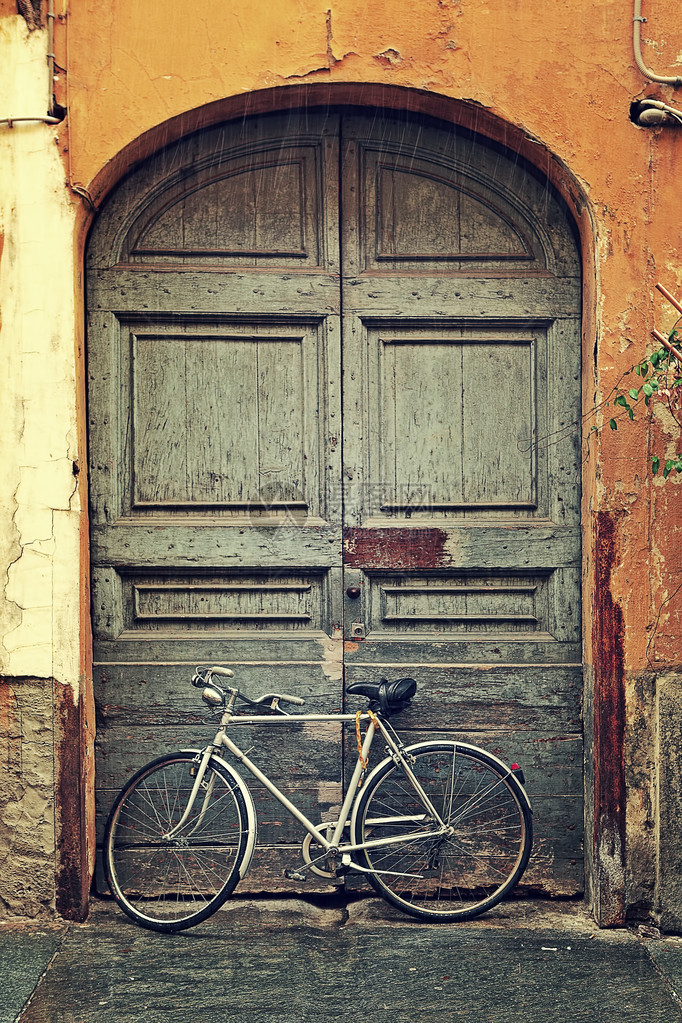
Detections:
104,668,533,932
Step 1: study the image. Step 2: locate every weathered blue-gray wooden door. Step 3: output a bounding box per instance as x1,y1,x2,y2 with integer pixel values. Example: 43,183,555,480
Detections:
88,110,582,894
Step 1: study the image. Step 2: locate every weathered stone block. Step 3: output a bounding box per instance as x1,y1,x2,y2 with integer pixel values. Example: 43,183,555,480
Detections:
0,678,55,918
656,670,682,932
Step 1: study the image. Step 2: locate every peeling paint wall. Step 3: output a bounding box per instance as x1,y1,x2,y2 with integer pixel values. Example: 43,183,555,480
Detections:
0,16,79,683
2,0,682,925
0,14,87,919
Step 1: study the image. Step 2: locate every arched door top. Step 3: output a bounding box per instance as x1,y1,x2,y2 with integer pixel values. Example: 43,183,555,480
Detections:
88,111,578,278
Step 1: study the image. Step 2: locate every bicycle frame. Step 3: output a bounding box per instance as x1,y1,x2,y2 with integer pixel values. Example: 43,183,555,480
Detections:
175,697,449,876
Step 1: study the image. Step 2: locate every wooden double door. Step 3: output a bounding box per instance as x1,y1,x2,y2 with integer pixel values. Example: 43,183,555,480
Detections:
88,110,583,892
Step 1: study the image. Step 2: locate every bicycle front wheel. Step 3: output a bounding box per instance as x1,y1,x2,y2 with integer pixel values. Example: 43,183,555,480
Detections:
104,752,249,932
352,741,532,921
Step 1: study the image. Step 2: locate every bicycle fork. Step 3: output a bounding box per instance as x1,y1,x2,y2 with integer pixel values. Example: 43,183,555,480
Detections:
164,694,241,841
163,745,216,840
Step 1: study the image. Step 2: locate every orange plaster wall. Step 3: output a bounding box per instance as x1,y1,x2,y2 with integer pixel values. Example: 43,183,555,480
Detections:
58,0,682,679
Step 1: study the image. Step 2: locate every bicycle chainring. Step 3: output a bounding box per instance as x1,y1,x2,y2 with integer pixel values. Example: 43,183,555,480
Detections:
301,824,347,879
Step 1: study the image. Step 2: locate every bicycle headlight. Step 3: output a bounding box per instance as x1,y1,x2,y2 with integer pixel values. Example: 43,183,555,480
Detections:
202,684,225,708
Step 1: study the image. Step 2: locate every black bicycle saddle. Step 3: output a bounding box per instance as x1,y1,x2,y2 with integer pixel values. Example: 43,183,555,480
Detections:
346,677,417,716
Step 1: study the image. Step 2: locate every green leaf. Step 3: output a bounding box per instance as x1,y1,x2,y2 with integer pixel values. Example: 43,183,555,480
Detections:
664,459,676,479
643,382,654,397
628,388,640,400
652,456,660,474
609,418,618,430
614,394,628,407
627,407,634,420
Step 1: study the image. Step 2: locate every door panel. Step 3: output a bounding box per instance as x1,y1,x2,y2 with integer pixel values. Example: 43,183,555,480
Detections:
88,113,345,891
128,150,320,265
123,320,327,514
340,115,582,894
366,322,543,512
366,157,540,268
88,109,583,896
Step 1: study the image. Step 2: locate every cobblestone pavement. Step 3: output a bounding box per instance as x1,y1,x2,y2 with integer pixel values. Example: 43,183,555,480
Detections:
2,898,682,1023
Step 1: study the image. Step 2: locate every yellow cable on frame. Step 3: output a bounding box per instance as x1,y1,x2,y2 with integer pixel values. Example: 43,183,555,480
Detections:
355,711,369,771
355,709,382,787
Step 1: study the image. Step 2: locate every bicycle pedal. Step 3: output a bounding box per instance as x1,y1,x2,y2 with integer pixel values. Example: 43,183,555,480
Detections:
284,868,307,882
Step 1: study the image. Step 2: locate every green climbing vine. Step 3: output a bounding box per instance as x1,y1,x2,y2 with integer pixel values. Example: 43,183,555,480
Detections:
598,324,682,478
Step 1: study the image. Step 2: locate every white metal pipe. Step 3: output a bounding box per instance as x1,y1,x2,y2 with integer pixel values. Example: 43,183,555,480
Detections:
633,0,682,86
638,106,670,124
47,0,56,117
0,0,62,128
0,116,61,128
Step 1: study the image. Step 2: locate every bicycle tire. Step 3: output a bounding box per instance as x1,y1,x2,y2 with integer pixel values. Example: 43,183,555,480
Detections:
351,740,532,921
104,752,249,932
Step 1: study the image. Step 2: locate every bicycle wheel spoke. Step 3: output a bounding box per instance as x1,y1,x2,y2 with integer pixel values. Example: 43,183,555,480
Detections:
129,785,168,831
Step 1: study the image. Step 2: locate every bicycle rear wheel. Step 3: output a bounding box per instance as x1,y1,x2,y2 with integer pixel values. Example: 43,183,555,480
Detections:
352,741,532,921
104,752,248,932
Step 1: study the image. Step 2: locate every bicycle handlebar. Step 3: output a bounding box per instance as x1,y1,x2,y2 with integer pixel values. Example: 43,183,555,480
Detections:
193,666,306,710
266,692,305,707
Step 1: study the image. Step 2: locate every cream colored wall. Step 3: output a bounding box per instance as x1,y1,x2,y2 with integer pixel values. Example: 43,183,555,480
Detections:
0,15,81,916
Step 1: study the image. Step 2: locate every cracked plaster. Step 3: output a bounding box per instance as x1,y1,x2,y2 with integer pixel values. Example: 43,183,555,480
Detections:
0,16,81,921
0,17,80,684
